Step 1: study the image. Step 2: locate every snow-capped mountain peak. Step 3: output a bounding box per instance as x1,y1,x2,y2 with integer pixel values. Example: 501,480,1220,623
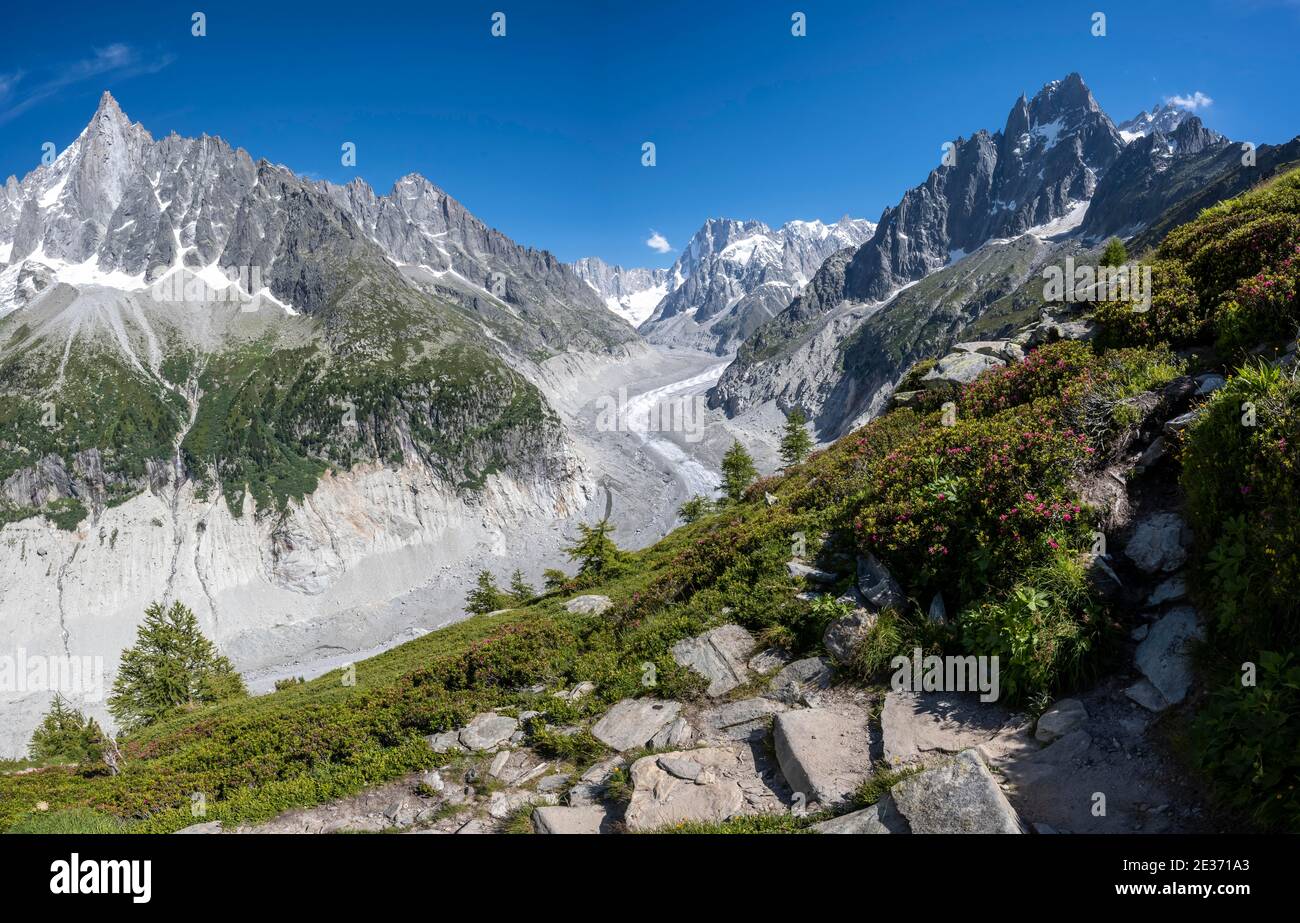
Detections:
1117,102,1200,143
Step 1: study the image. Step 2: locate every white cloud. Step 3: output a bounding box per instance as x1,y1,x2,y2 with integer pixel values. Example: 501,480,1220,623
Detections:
1165,91,1214,112
645,230,673,253
0,44,174,125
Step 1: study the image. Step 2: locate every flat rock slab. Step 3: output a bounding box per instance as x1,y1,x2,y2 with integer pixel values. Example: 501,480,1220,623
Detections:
881,691,1031,767
623,745,786,831
459,712,519,751
1123,512,1192,574
1134,606,1203,706
696,697,789,743
564,595,613,614
590,698,682,751
773,706,873,807
812,797,908,834
671,624,756,697
890,749,1026,834
532,805,612,834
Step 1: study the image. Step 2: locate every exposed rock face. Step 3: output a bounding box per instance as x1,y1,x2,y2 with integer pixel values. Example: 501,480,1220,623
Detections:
670,624,756,696
1081,116,1231,241
711,74,1121,428
696,697,789,744
822,608,876,665
890,749,1027,834
0,461,590,758
772,706,873,807
921,350,1005,389
590,699,683,751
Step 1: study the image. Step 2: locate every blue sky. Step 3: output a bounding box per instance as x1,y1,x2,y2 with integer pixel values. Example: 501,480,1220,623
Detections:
1,0,1298,267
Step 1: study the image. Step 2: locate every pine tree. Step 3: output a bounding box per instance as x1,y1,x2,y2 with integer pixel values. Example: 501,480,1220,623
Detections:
565,518,627,581
779,408,813,467
108,601,246,732
466,570,508,614
508,568,535,604
542,568,569,592
28,694,105,764
1101,237,1128,267
720,440,757,502
677,495,713,524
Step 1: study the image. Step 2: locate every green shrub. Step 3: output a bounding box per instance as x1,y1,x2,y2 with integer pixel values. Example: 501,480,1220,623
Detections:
1193,652,1300,832
959,552,1103,703
28,695,105,765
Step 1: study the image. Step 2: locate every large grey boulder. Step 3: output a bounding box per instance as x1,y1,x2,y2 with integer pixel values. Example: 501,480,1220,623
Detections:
811,796,908,834
590,699,682,751
773,707,873,807
174,821,224,834
1133,606,1204,707
564,595,613,615
532,805,610,834
458,713,519,751
671,624,756,696
1123,512,1192,574
857,553,905,610
922,350,1005,389
889,749,1026,833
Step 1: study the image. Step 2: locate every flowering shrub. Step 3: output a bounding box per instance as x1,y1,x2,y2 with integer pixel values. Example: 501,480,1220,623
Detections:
1097,168,1300,350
